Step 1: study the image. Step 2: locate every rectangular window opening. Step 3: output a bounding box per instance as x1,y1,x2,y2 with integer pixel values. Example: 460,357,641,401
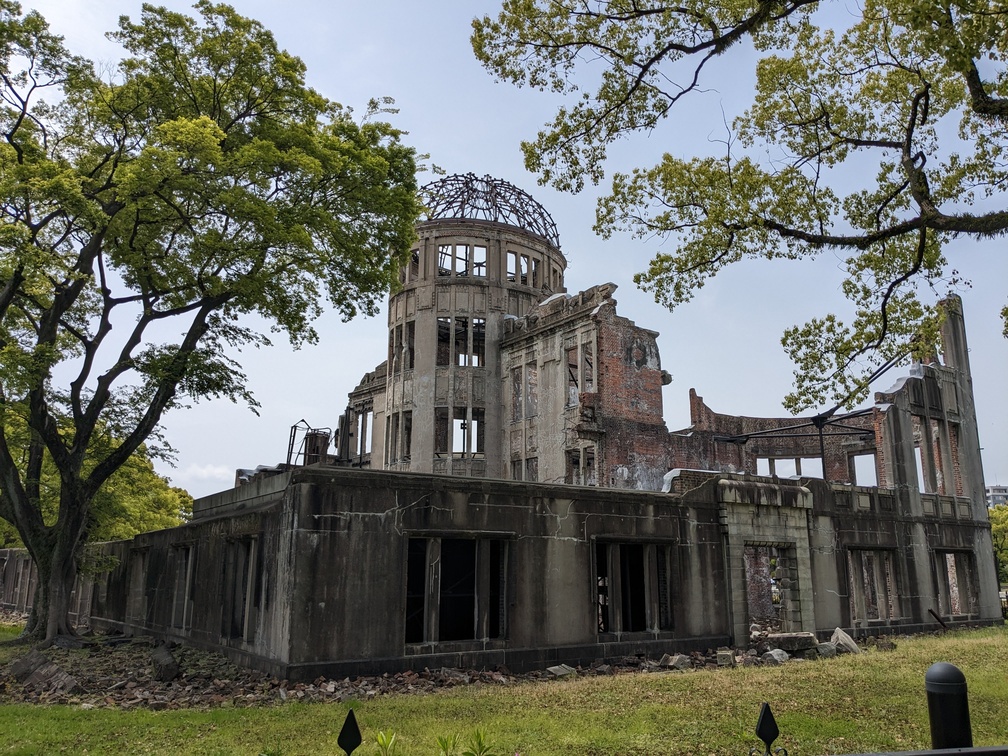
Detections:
454,317,470,367
525,457,538,482
436,317,451,367
472,245,487,277
566,347,579,406
405,321,415,370
405,537,509,645
582,343,594,393
453,407,468,456
454,244,469,276
438,244,452,276
434,407,449,456
507,251,518,282
852,453,878,486
402,411,412,460
472,319,485,367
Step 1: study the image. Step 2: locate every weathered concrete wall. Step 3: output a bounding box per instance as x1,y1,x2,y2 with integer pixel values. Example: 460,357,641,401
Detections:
1,463,998,681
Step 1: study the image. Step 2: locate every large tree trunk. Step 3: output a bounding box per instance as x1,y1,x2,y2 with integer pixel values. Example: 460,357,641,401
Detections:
18,491,87,643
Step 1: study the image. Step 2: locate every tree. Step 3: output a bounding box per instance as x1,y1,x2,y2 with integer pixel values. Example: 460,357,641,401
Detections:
0,1,421,641
0,440,192,549
472,0,1008,410
991,503,1008,586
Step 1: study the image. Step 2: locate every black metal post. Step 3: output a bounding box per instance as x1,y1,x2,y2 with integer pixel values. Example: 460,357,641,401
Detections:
925,662,973,749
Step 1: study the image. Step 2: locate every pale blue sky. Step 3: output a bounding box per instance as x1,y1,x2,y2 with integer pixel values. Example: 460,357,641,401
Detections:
24,0,1008,497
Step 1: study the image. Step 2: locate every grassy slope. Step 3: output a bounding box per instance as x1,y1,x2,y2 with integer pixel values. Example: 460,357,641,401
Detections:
0,627,1006,755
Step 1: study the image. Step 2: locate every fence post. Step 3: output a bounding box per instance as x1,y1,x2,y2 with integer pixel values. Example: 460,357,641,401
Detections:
925,662,972,749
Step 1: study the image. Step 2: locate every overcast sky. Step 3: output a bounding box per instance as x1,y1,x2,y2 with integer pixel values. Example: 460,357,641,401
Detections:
23,0,1008,498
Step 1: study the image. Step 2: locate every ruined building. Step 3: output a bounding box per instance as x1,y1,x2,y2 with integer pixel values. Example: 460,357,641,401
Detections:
0,175,1000,680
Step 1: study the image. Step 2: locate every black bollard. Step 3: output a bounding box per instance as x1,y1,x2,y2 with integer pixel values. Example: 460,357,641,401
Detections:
925,661,973,749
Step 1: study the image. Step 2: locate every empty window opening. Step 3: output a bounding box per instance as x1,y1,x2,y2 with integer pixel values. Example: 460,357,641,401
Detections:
937,551,976,617
581,343,594,392
566,449,581,485
852,453,878,486
409,250,420,281
743,544,798,632
405,321,415,370
552,268,560,291
439,539,477,641
434,407,449,456
358,410,372,456
171,545,195,630
472,246,487,277
507,251,518,282
454,317,470,367
454,244,469,276
472,319,485,367
566,348,579,406
756,458,771,476
389,414,400,463
519,255,530,285
405,538,509,644
914,445,930,492
620,544,647,632
436,317,451,367
472,408,485,456
510,459,523,481
848,550,900,625
531,257,541,288
452,407,468,456
391,324,403,374
438,244,452,276
565,446,597,485
525,457,538,482
596,542,674,634
404,539,427,644
774,458,798,477
797,457,823,478
401,411,412,460
223,537,260,642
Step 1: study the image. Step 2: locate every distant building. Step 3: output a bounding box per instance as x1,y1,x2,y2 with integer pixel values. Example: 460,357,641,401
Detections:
989,485,1008,507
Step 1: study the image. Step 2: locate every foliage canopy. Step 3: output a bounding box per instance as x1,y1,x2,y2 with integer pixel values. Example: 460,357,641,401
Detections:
473,0,1008,410
0,0,421,638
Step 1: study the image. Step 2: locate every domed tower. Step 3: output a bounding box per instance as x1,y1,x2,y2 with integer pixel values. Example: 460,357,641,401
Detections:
380,173,567,478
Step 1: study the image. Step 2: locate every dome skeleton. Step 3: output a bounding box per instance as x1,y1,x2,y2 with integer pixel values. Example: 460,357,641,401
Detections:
420,173,561,249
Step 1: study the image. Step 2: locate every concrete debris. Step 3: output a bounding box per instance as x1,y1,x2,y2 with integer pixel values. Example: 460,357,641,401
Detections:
831,627,861,654
761,649,790,666
546,664,576,678
766,632,817,652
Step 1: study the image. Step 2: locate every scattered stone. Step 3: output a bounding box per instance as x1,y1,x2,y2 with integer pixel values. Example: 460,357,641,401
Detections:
816,642,838,659
546,664,576,678
668,654,692,671
761,649,790,666
766,632,817,652
22,656,80,695
150,644,179,682
9,650,48,683
875,638,897,652
831,627,861,654
716,648,735,667
594,664,612,675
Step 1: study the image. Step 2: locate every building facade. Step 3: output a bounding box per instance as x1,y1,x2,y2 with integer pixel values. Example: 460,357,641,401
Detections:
0,174,1000,680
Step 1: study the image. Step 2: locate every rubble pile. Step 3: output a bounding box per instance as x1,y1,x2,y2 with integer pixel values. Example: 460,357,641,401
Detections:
0,620,900,710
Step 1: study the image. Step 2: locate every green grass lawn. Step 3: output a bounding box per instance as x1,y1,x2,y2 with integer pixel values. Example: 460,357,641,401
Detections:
1,627,1007,755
